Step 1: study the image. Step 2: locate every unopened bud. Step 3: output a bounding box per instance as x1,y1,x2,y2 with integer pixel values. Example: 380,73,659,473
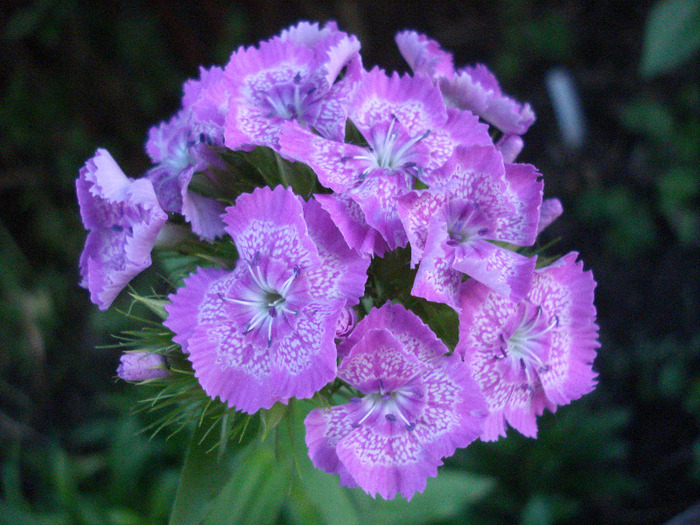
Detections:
117,352,170,381
335,307,357,339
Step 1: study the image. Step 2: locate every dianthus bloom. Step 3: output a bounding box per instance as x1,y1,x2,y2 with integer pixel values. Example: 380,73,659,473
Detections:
76,148,167,310
146,66,228,240
164,186,369,413
395,30,535,138
208,21,362,152
398,144,542,309
457,252,599,440
280,67,491,254
305,302,488,500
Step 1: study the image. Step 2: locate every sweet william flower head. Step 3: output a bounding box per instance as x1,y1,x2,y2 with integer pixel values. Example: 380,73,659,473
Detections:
76,149,167,310
305,302,488,500
164,186,369,413
457,252,599,440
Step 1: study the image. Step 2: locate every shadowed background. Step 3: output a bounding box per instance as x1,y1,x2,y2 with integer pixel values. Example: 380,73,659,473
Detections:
1,1,699,524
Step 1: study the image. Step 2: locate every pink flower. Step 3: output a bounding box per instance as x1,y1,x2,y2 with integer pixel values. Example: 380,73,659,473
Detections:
305,302,487,500
398,144,542,309
395,30,535,135
76,149,167,310
280,68,491,254
457,252,599,440
164,187,369,413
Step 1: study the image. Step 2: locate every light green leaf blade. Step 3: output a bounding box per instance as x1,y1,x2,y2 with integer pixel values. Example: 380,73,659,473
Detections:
640,0,700,77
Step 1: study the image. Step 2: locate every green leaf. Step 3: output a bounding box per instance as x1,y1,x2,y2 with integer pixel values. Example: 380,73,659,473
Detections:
351,470,495,525
640,0,700,77
169,416,253,525
203,445,292,525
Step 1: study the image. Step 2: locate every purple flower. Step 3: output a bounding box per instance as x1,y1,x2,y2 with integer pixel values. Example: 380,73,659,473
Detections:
164,186,369,413
219,22,362,151
398,144,542,309
536,197,563,234
76,149,167,310
146,66,228,240
117,352,170,382
457,252,599,440
334,306,357,340
280,68,491,253
395,30,535,135
305,302,488,501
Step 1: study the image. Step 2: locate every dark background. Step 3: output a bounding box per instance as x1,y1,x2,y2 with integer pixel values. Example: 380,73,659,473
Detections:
1,1,699,524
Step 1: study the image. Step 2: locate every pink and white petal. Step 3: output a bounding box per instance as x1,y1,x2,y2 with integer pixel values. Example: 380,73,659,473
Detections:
223,186,320,268
303,198,370,304
338,328,427,394
352,170,412,250
278,124,362,192
412,248,463,311
394,30,454,79
187,323,275,413
305,404,361,488
531,253,599,405
439,65,535,135
397,190,445,267
452,240,536,302
320,32,362,87
419,108,492,185
339,302,449,365
350,68,447,133
335,425,440,501
164,267,235,352
314,193,390,257
269,303,341,402
496,162,543,245
430,146,512,219
411,354,487,456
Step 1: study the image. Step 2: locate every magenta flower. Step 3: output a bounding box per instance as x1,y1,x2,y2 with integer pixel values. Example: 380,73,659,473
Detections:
537,197,564,234
145,66,228,240
117,352,170,382
398,144,542,309
76,149,167,310
305,302,488,501
395,30,535,136
280,67,491,253
164,186,369,413
217,21,362,151
457,252,599,440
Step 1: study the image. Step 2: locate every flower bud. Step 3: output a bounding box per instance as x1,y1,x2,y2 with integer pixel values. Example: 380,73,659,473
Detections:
117,352,170,381
335,306,357,339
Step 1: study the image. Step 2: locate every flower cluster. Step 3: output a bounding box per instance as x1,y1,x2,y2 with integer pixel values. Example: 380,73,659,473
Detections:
76,21,599,501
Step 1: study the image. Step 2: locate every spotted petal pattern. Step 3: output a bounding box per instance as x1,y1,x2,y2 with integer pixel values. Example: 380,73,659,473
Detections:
77,149,167,310
279,68,490,252
305,303,487,500
165,186,369,413
399,144,542,307
457,252,599,440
